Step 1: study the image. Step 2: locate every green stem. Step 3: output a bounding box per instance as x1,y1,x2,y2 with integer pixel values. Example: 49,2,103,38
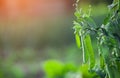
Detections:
81,32,86,63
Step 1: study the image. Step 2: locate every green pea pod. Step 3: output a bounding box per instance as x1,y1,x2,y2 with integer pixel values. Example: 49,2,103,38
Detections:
84,35,95,69
83,40,89,63
75,33,81,48
80,34,88,63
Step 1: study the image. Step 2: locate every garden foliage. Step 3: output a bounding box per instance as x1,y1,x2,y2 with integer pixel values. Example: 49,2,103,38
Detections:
73,0,120,78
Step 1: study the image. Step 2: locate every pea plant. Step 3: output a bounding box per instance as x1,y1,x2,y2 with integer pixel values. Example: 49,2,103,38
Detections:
73,0,120,78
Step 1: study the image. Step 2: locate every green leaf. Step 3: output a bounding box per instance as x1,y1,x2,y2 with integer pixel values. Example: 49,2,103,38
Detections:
84,17,97,28
98,46,105,69
73,21,81,29
73,21,81,33
43,60,64,78
75,33,81,48
74,10,81,18
103,14,111,25
108,2,118,10
119,0,120,10
116,59,120,72
79,64,98,78
113,0,119,3
100,55,105,69
84,35,95,69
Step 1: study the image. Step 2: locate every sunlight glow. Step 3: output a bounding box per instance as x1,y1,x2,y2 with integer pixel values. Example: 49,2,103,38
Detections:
0,0,72,19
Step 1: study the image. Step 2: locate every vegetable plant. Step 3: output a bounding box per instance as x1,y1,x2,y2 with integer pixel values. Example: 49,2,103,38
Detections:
43,60,77,78
73,0,120,78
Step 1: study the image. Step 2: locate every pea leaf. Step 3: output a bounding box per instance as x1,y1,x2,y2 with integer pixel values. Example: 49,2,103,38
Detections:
73,21,81,34
74,10,81,18
84,17,97,28
100,55,105,69
103,14,111,25
108,2,118,10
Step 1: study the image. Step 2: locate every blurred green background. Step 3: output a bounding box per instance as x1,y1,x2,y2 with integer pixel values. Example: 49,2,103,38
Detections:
0,0,112,78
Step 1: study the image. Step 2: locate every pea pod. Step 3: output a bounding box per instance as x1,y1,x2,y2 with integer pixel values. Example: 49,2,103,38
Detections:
84,35,95,69
75,33,81,48
81,34,88,63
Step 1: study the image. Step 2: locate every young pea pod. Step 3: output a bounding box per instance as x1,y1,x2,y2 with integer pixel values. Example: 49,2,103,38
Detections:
84,35,95,69
83,38,89,64
80,34,88,63
75,33,81,48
